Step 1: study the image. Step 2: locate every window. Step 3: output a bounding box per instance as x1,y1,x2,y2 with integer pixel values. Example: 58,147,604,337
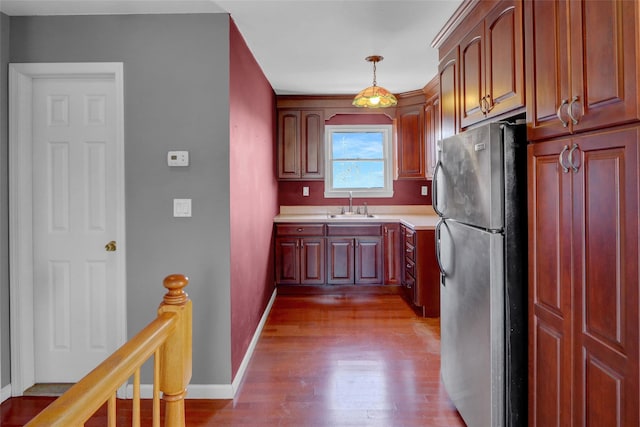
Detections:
324,125,393,198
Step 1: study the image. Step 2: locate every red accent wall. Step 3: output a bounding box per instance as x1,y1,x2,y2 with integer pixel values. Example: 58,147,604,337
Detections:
279,113,432,206
229,19,277,378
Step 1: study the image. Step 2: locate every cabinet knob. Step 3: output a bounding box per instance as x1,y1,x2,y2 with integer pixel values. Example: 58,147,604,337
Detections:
297,228,304,232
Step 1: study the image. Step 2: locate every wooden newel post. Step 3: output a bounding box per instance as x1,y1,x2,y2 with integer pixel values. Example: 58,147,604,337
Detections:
158,274,192,427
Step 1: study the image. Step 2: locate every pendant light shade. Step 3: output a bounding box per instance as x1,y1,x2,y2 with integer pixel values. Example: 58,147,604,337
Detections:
352,55,397,108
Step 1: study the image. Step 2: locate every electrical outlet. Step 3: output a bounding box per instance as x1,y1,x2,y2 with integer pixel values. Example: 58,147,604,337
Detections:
421,186,428,196
303,186,309,196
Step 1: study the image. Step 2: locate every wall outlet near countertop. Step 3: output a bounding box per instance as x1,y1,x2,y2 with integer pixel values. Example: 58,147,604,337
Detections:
303,186,309,196
421,186,428,196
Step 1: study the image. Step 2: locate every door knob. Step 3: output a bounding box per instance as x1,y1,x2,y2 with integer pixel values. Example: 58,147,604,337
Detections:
105,240,117,252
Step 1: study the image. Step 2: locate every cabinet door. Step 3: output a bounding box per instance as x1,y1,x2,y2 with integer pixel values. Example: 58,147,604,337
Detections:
355,237,383,285
570,128,639,426
383,224,401,285
424,95,440,179
525,0,571,141
327,238,354,285
300,237,325,285
397,105,425,179
484,0,524,118
439,47,459,139
277,110,301,179
415,230,440,318
568,0,639,134
459,20,485,129
301,110,324,179
275,237,300,285
528,140,573,426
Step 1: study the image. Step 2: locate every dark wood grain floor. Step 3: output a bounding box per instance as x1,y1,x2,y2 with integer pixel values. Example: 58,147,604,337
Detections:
1,293,464,426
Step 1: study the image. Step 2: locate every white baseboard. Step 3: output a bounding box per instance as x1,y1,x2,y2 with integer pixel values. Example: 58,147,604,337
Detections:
1,384,12,403
231,288,277,395
125,288,277,400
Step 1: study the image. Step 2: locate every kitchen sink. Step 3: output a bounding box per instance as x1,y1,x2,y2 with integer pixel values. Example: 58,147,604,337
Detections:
327,213,376,219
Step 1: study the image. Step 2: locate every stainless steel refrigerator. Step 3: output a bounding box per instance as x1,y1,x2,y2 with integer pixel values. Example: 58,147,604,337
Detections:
433,121,527,427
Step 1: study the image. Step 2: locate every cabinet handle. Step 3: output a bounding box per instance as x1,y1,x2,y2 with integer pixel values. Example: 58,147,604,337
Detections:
432,160,444,217
558,145,570,173
297,228,304,232
567,96,579,125
556,99,569,127
568,144,580,173
435,219,447,278
483,94,493,113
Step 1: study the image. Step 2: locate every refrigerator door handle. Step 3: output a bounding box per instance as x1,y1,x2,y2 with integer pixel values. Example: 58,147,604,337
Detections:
435,219,447,280
432,160,444,217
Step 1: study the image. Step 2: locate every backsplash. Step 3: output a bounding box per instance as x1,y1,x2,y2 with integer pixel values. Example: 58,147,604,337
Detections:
278,179,432,206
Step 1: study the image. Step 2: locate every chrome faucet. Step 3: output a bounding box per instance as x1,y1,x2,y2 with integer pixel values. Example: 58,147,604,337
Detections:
348,191,353,213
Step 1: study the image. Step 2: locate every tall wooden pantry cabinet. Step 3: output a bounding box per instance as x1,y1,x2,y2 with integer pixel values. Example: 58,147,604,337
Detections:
525,0,640,425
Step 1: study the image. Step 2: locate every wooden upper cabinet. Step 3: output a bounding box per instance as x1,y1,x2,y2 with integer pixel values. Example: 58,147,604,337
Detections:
459,21,486,128
277,110,300,179
277,109,324,180
525,0,639,141
484,0,524,117
300,111,324,178
424,93,440,179
397,104,425,179
460,0,524,130
439,47,459,140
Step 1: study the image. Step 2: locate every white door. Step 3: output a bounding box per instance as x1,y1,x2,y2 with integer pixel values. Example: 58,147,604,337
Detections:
31,76,119,382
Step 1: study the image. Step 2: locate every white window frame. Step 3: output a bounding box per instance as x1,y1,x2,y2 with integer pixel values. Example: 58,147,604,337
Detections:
324,124,394,198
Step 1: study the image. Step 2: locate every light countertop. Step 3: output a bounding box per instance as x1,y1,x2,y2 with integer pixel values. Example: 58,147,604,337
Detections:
274,205,441,230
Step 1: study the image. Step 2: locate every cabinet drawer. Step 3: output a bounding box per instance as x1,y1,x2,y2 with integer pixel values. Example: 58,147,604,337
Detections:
327,224,382,236
404,257,415,278
404,243,415,261
404,227,416,245
276,223,325,236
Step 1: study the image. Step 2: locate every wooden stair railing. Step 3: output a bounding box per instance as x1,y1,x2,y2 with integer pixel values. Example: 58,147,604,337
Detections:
26,274,192,427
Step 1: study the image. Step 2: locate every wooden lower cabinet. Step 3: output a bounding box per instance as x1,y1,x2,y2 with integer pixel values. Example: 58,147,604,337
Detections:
383,223,402,285
400,224,440,317
274,237,325,285
327,236,383,285
528,125,639,426
275,222,385,286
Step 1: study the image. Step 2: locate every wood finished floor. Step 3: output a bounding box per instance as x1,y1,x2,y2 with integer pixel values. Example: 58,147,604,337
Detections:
1,294,465,426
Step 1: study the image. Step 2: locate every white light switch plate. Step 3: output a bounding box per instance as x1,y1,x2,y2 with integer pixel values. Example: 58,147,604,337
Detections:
173,199,192,217
421,186,428,196
303,186,309,196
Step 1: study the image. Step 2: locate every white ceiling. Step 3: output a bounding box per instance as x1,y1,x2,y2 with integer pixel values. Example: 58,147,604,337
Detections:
1,0,463,95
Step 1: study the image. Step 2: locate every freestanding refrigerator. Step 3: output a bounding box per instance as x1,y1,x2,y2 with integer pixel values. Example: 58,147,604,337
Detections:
433,121,527,427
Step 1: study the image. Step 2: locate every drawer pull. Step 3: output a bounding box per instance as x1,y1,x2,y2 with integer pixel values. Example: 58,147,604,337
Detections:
297,228,304,232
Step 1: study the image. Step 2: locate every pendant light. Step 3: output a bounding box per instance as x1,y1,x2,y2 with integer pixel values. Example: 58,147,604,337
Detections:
352,55,398,108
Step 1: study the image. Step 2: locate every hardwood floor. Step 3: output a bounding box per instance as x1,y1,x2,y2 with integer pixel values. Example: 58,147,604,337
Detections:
1,293,464,426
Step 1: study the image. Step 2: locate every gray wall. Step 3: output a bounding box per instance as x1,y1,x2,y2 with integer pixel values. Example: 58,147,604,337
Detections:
9,14,233,384
1,12,10,389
